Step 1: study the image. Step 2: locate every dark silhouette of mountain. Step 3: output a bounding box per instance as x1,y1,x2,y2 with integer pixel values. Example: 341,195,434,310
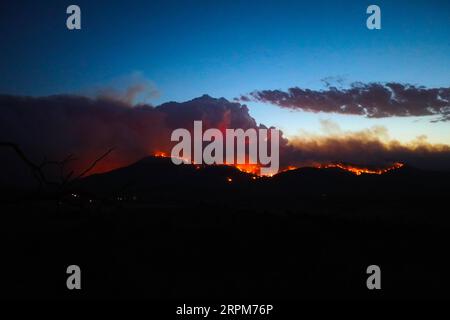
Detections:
81,156,254,191
79,156,449,200
2,156,450,300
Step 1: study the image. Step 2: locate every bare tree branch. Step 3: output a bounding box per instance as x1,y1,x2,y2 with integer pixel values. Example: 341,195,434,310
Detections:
0,142,115,189
74,148,115,180
0,142,58,186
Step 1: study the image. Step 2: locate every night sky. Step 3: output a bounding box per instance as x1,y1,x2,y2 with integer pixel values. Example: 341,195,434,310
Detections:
1,0,449,144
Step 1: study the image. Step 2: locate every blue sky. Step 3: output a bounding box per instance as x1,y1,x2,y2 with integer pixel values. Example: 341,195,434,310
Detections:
1,0,449,143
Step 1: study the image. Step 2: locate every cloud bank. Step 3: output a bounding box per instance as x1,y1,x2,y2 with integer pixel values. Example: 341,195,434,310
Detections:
282,120,450,170
241,82,450,122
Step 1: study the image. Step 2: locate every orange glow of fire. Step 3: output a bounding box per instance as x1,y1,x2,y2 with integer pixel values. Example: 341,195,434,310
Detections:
154,151,167,158
153,151,190,163
153,152,404,177
232,164,261,175
318,162,404,175
281,162,404,175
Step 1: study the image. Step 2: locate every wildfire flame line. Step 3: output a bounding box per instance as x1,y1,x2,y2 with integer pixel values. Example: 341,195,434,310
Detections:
316,162,404,175
153,152,404,177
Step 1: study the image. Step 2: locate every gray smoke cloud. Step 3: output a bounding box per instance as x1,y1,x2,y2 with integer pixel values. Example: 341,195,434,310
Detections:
0,93,263,186
241,82,450,122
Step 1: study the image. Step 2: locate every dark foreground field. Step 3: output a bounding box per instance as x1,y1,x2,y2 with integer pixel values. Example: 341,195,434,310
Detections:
1,157,449,300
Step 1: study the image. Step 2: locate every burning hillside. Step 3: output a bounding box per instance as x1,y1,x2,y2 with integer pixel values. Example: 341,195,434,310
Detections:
153,151,404,177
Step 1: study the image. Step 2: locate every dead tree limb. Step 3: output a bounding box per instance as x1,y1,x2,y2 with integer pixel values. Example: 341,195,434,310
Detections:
0,142,58,186
74,148,115,180
0,142,114,188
